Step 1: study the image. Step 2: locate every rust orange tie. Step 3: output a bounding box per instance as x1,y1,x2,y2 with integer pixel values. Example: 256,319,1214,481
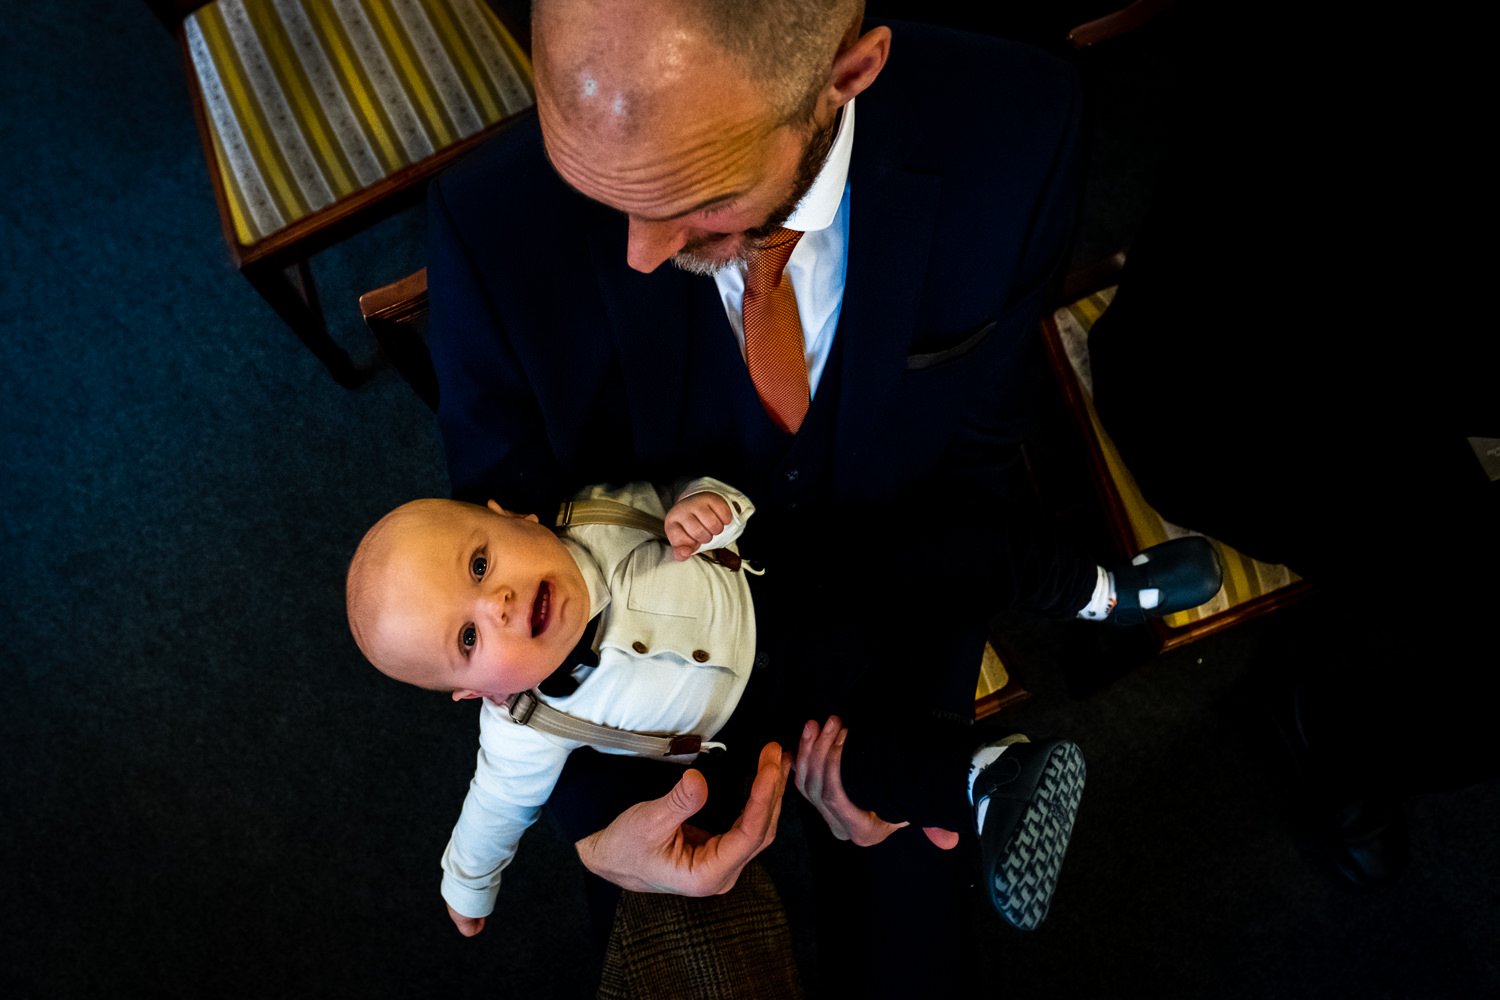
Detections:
742,227,809,434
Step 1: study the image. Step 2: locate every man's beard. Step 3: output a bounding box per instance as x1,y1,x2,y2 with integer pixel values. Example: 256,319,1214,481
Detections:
669,116,839,277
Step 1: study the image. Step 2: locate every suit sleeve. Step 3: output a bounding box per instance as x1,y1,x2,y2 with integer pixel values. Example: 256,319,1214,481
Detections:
427,176,563,514
930,60,1094,625
851,59,1090,712
934,61,1083,504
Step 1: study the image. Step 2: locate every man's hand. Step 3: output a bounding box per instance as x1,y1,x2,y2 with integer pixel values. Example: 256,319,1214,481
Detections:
576,742,791,895
664,492,734,561
794,716,960,850
446,902,485,937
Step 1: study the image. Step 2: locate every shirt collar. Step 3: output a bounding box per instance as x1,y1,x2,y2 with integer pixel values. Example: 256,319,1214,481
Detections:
782,98,855,234
559,536,610,619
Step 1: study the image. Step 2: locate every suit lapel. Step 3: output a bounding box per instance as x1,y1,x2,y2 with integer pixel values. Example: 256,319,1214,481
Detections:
582,98,944,493
833,140,942,492
587,224,720,458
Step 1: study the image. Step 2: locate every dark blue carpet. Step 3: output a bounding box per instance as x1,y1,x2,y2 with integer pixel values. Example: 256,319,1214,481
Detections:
2,3,1495,998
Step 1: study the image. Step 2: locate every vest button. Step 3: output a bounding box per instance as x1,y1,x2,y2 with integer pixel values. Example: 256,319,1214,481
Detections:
632,640,648,654
692,649,710,663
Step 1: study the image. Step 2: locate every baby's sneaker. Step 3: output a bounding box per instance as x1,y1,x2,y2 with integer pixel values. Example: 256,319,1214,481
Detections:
969,735,1086,930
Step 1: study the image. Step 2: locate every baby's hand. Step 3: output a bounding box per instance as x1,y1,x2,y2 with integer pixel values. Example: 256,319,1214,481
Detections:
664,492,734,561
446,902,485,937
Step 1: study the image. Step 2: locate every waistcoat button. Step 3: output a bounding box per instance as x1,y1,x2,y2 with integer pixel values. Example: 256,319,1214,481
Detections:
631,640,648,654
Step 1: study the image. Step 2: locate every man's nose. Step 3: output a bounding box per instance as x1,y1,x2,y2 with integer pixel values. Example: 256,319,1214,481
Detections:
625,216,688,273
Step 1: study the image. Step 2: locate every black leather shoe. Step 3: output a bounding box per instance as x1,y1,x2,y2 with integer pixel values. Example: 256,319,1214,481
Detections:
1108,536,1223,625
973,737,1085,930
1273,683,1411,887
1326,794,1410,887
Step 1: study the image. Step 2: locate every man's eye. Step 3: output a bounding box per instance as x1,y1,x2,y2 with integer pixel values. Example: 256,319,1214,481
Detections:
460,624,477,649
471,554,487,579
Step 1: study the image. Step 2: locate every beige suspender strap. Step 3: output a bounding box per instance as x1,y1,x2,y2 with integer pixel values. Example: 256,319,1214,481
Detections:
518,494,727,757
554,497,668,537
504,691,724,757
555,495,746,571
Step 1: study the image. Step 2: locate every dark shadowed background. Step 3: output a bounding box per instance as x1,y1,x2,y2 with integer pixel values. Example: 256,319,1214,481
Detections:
2,2,1495,997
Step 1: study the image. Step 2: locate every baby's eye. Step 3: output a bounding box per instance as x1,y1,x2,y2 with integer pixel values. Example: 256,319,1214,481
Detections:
470,553,487,579
460,624,477,650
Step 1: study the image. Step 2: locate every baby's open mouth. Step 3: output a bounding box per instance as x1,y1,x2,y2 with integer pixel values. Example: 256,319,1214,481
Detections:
530,582,551,637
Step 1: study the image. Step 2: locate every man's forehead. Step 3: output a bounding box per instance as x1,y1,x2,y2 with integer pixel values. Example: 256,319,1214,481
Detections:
535,23,768,139
534,49,780,218
540,105,773,219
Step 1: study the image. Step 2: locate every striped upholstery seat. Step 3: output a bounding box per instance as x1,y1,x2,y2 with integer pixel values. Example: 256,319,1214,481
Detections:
1049,288,1301,629
185,0,532,247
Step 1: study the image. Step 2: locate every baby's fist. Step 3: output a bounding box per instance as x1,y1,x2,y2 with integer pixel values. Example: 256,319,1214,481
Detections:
664,492,734,561
447,902,486,937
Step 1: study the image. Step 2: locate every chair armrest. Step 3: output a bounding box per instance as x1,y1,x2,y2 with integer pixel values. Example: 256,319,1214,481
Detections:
359,268,429,326
1067,0,1178,48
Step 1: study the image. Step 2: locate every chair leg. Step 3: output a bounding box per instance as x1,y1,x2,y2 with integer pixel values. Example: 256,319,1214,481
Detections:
368,321,440,411
244,260,365,388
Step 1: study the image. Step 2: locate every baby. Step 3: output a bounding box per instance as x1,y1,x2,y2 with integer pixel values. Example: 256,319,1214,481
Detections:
346,478,759,935
346,476,1216,933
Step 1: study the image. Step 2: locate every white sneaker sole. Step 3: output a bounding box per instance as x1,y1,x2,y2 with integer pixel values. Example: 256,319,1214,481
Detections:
988,741,1086,931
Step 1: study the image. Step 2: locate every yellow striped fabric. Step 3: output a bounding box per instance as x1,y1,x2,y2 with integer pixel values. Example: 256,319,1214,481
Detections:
974,640,1011,702
186,0,533,246
1051,288,1301,628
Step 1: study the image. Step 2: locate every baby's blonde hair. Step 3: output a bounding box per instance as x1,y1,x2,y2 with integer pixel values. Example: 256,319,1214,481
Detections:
345,499,462,690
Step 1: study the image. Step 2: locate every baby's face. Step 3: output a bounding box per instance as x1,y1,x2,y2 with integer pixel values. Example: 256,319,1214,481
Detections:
369,501,590,701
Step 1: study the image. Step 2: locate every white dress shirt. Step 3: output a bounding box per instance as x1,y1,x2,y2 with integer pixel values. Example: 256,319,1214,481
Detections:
713,99,855,396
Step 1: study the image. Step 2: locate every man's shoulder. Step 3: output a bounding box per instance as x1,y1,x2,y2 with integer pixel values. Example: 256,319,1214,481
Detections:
431,111,602,238
864,20,1078,164
880,19,1074,93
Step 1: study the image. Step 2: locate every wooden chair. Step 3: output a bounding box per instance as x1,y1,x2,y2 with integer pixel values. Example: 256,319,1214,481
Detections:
359,267,435,407
157,0,533,386
1033,2,1307,653
1066,0,1178,48
1040,280,1309,655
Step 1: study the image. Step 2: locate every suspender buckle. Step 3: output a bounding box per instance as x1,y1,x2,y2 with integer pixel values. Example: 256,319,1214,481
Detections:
667,735,703,756
507,690,539,725
699,548,742,572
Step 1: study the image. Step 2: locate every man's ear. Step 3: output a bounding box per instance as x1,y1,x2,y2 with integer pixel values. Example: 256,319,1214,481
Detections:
486,499,541,523
816,25,891,119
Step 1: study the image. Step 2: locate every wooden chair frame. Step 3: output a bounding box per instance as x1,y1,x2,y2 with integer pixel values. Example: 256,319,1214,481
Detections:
359,268,436,408
160,0,531,386
1038,270,1311,655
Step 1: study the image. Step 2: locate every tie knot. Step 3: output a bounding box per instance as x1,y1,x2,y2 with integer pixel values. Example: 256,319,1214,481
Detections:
748,228,803,287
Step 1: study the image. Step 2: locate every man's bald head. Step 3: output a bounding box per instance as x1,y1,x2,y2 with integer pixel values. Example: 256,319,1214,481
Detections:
531,0,887,274
533,0,863,127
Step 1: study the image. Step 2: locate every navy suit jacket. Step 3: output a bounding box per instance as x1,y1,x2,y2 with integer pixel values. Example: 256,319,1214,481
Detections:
426,23,1083,711
428,22,1079,521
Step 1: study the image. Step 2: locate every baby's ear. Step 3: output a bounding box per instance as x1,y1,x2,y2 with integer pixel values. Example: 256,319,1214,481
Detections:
451,689,483,702
485,499,540,523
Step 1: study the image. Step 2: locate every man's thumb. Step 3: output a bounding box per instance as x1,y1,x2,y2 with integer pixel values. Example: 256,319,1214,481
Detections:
660,768,709,821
